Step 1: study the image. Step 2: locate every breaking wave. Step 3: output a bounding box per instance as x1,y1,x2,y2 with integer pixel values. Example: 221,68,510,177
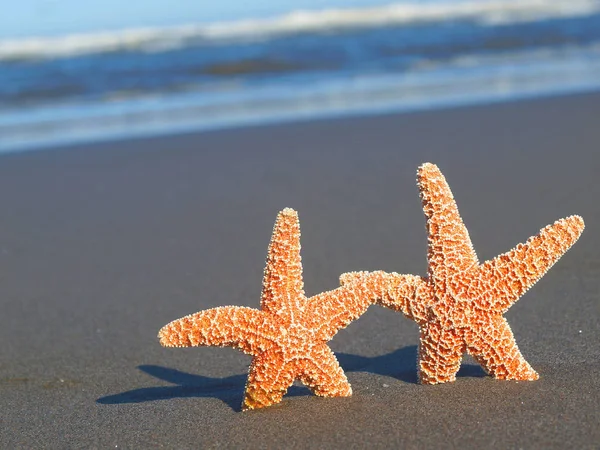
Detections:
1,0,599,60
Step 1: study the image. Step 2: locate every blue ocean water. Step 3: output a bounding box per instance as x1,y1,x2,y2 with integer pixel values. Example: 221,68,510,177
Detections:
1,0,600,152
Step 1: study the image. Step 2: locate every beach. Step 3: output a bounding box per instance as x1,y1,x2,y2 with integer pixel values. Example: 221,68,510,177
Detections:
1,91,599,448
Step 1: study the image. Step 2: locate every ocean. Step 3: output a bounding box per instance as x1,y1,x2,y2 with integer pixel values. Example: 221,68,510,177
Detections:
1,0,600,153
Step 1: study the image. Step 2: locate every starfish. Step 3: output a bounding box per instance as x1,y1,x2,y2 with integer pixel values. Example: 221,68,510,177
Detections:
341,163,584,384
159,208,380,410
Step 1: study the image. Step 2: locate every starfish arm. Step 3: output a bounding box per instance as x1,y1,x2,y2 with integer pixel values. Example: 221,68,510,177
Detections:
340,271,433,323
301,285,373,342
418,318,466,384
417,163,479,284
260,208,306,316
242,350,296,410
158,306,276,356
464,316,538,380
297,343,352,397
475,215,585,314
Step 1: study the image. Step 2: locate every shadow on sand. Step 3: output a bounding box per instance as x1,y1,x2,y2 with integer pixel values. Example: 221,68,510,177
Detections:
96,365,309,411
96,346,485,411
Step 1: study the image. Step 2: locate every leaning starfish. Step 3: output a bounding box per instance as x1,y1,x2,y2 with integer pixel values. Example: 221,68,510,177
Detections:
341,163,584,384
159,208,380,410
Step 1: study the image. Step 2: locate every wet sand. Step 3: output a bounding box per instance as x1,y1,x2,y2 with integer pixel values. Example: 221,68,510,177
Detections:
1,91,599,448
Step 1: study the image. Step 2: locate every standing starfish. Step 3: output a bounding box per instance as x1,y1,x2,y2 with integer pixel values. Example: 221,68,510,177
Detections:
341,163,584,384
159,208,380,410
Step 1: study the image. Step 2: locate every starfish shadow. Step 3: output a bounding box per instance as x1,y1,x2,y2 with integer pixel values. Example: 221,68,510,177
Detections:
338,345,486,384
96,365,309,412
96,348,486,411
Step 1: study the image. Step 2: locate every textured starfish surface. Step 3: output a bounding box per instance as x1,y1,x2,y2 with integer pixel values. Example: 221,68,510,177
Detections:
159,208,380,410
341,163,585,384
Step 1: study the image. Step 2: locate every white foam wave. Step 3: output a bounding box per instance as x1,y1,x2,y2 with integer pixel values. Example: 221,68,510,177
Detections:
2,40,600,153
1,0,599,60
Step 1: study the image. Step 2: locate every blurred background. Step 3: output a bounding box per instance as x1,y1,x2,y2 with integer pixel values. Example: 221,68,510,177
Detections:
1,0,600,153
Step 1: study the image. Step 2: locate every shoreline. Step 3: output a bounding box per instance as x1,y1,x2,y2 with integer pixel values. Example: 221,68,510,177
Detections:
3,86,600,157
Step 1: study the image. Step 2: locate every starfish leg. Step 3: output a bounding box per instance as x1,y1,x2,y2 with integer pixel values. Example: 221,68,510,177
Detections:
476,215,585,314
297,344,352,397
243,350,295,410
304,283,375,342
417,163,479,284
260,208,305,317
418,319,466,384
465,316,539,380
340,271,433,323
158,306,275,356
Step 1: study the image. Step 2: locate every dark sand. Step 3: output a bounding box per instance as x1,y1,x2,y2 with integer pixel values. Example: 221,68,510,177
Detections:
1,92,599,448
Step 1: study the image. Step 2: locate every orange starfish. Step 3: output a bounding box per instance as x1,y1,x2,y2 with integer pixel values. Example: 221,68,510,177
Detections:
341,163,584,384
159,208,379,410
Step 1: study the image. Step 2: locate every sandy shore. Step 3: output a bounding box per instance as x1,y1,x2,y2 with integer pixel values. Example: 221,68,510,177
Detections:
1,91,599,448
